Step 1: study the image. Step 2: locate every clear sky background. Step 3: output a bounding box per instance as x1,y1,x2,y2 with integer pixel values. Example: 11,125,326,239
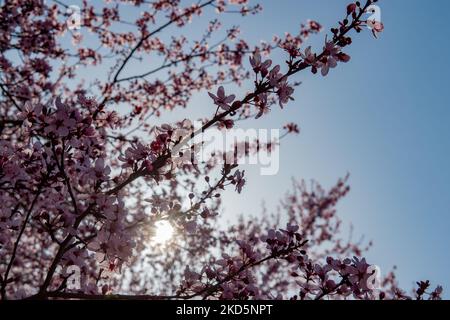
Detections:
51,0,450,295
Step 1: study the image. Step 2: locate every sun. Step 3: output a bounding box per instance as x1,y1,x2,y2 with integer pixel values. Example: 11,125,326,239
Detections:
153,220,174,244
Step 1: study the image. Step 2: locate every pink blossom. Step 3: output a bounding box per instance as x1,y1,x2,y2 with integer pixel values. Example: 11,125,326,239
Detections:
118,142,151,169
233,170,246,193
184,266,201,283
301,46,318,70
17,102,42,127
183,220,197,234
268,65,283,86
208,86,236,111
43,98,77,137
249,51,272,76
319,41,351,76
93,158,111,182
276,78,295,108
368,20,384,38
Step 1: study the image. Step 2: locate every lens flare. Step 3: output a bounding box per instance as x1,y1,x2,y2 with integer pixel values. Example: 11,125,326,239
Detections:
153,220,174,244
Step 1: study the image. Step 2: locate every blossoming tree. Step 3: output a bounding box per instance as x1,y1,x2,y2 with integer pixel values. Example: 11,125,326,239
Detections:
0,0,442,300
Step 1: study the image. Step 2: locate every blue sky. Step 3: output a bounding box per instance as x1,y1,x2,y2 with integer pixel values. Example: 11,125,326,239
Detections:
45,0,450,295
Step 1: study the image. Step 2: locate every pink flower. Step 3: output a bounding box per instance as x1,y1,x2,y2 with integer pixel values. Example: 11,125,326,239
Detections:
300,46,318,69
95,195,116,219
318,41,341,76
255,105,270,119
17,102,42,127
254,92,269,119
233,170,245,193
286,224,299,233
208,86,236,111
249,51,272,76
261,229,276,242
236,240,260,261
93,158,111,182
44,98,77,137
276,78,295,108
318,56,337,77
431,286,443,300
318,41,351,76
368,20,384,38
184,220,197,234
284,123,300,134
308,20,322,32
118,142,151,168
268,65,283,86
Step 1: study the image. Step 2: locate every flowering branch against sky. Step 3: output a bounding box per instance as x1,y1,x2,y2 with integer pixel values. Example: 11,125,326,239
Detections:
0,0,445,301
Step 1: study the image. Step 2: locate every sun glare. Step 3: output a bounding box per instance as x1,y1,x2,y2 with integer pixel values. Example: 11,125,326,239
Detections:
153,220,174,244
